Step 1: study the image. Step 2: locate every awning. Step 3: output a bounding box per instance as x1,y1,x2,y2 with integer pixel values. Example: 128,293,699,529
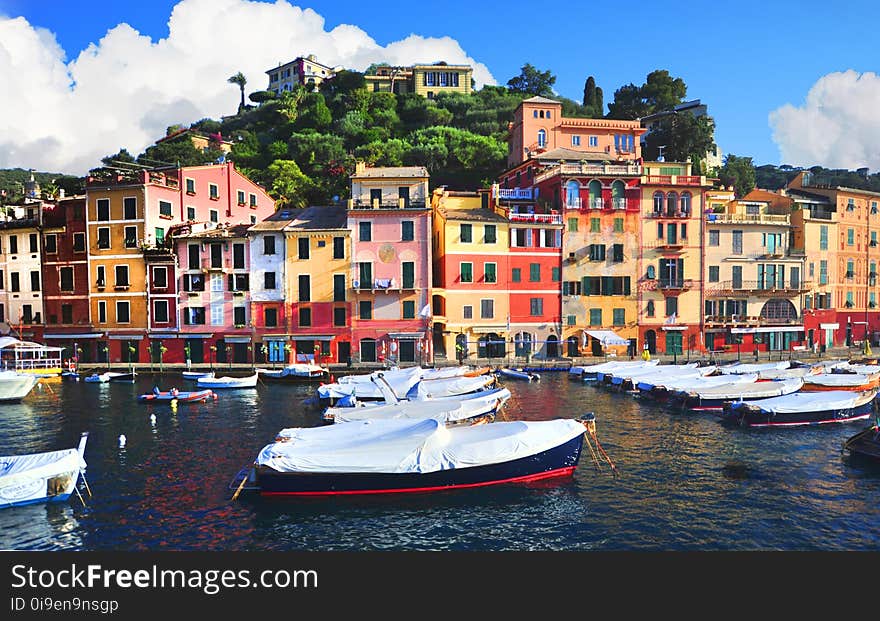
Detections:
470,326,508,334
731,326,805,334
661,326,688,331
179,333,213,339
387,332,426,339
290,335,334,341
584,330,629,345
108,334,144,340
43,333,104,339
148,333,179,339
223,336,252,343
261,335,289,341
820,323,840,330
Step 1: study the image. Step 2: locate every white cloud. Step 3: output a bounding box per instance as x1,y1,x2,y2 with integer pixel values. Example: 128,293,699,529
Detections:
769,70,880,171
0,0,496,175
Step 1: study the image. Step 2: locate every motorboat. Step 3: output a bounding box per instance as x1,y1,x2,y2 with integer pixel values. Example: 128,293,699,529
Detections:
231,415,596,497
577,359,659,381
137,388,217,403
722,389,878,428
680,378,804,412
0,371,39,402
638,373,758,403
801,372,880,392
84,371,137,384
0,432,88,509
718,361,791,375
257,364,329,382
496,368,540,382
843,419,880,463
197,373,258,389
182,371,215,381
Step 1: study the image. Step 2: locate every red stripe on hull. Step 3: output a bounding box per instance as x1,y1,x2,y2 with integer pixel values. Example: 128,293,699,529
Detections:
259,466,577,497
744,413,871,428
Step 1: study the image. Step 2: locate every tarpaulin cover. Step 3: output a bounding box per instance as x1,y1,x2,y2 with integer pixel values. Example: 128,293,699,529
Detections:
257,418,586,474
408,375,496,400
731,390,873,414
719,361,791,375
689,377,804,399
330,397,492,424
805,373,875,387
638,373,758,393
572,360,658,376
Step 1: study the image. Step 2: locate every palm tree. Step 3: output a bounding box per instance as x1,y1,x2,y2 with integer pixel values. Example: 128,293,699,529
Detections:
228,72,247,114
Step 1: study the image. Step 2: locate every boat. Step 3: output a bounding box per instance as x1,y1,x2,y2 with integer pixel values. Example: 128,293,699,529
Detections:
801,372,880,392
137,388,217,403
718,360,791,375
0,432,88,509
599,362,712,392
843,418,880,463
406,374,497,400
497,368,540,382
577,359,659,381
680,378,805,412
182,371,215,381
256,363,328,382
61,371,80,381
318,368,495,405
232,415,596,497
83,371,137,384
637,373,758,403
197,373,258,389
0,337,64,377
0,371,39,402
722,389,878,428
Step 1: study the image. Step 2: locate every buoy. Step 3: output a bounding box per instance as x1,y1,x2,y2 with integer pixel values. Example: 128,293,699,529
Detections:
150,413,156,426
118,434,126,448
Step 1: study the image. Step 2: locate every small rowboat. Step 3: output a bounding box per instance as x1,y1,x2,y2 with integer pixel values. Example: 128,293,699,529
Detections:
137,388,217,403
197,373,258,389
722,389,878,428
497,368,540,382
84,371,137,384
843,420,880,463
0,432,88,509
182,371,214,381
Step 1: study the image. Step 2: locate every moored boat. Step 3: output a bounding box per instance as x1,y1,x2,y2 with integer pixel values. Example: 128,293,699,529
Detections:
256,364,329,382
84,371,137,384
182,371,215,381
0,432,88,509
0,371,39,402
197,373,259,389
843,419,880,463
722,389,878,428
137,388,217,403
801,372,880,392
232,415,597,497
497,368,540,382
577,359,658,381
680,378,804,412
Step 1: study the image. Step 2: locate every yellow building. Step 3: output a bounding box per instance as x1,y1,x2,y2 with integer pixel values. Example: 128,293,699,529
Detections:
365,62,473,98
430,188,510,362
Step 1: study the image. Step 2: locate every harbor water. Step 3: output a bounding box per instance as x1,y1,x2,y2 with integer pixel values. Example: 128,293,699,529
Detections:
2,371,879,551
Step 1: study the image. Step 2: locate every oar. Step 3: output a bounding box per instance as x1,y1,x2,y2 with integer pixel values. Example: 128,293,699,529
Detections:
79,470,93,497
231,466,253,501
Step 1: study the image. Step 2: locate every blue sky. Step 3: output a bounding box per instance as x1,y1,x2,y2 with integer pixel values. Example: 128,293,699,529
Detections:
2,0,880,172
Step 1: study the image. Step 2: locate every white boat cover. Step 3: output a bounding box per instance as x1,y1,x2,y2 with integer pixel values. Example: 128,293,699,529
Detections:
607,365,704,385
0,372,38,400
688,377,804,399
421,367,474,380
0,448,85,503
639,373,757,393
757,367,816,380
837,364,880,376
257,418,586,474
197,373,258,388
578,360,658,376
319,367,423,400
407,375,495,400
344,386,511,408
737,390,875,414
337,366,420,384
804,373,875,387
719,361,790,375
330,397,496,424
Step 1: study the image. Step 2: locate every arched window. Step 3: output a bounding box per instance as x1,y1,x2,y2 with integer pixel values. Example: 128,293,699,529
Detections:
537,129,547,148
611,180,625,209
514,332,532,357
533,110,538,118
546,110,551,119
646,265,656,279
588,180,602,209
539,110,544,118
566,180,580,208
666,192,678,216
760,299,798,322
646,301,655,317
680,192,692,216
653,191,664,214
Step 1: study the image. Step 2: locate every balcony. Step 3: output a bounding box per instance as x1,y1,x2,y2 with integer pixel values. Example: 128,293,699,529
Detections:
641,174,707,187
657,278,693,292
565,197,582,210
496,188,533,200
201,259,226,272
704,280,812,296
645,209,693,219
534,163,642,184
508,211,562,225
349,198,427,210
651,240,687,252
612,198,627,210
703,315,802,327
705,212,790,225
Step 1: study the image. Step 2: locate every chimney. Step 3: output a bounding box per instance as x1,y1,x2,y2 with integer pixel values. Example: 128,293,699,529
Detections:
355,161,366,175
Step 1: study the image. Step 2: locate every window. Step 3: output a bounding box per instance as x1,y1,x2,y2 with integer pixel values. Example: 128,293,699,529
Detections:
568,218,578,232
530,298,543,316
264,271,276,289
264,308,278,327
846,260,855,279
154,300,169,323
511,268,521,283
460,223,472,243
611,244,624,263
359,300,372,320
708,230,719,247
847,228,854,246
665,297,678,317
589,308,602,326
124,226,138,248
185,178,195,194
572,135,581,146
115,265,129,287
96,199,110,221
30,270,40,291
299,308,312,327
73,233,85,253
460,262,473,283
401,221,414,241
708,266,720,282
646,300,655,317
657,222,664,239
188,244,200,269
333,307,346,327
333,236,345,259
186,206,196,221
27,233,37,253
359,222,372,242
680,223,687,239
153,266,167,288
484,225,496,244
250,194,257,208
44,234,57,254
551,266,560,282
589,136,598,147
59,267,74,291
484,263,496,284
210,243,222,268
611,308,625,326
819,260,828,285
116,301,130,324
298,237,309,259
237,190,246,205
60,304,72,324
846,199,855,211
588,244,606,261
209,183,219,200
298,275,310,302
209,209,218,223
529,263,541,281
95,265,105,288
97,228,110,249
537,129,546,148
566,315,576,326
155,227,165,245
403,300,416,319
614,218,623,233
819,225,828,250
358,262,372,287
98,301,106,323
463,305,473,320
402,262,415,288
732,230,743,254
154,200,171,218
480,299,494,319
233,243,245,269
234,306,246,326
333,274,346,302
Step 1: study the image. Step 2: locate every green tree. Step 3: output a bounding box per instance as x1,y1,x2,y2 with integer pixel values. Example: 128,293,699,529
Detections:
101,148,137,167
717,154,756,198
582,76,604,117
641,69,687,113
228,72,247,114
506,63,556,97
266,159,312,208
248,90,277,104
643,113,716,169
606,83,649,120
294,92,332,131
